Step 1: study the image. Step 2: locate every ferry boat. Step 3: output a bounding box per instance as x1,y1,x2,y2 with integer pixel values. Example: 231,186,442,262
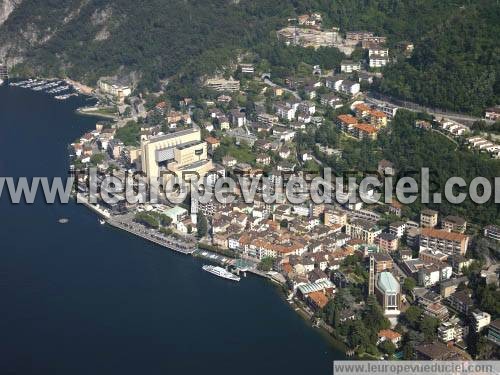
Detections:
202,265,240,282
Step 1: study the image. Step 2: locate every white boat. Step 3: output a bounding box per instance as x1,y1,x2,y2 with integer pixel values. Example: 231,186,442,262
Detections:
99,219,106,225
202,265,240,282
0,79,4,86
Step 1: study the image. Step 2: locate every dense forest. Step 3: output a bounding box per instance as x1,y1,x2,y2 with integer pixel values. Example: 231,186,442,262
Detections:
1,0,499,112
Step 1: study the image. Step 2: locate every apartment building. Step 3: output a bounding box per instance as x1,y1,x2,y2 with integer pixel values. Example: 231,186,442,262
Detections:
442,215,467,233
421,209,438,228
484,225,500,241
205,78,240,92
419,228,469,256
324,208,347,227
346,219,382,244
389,221,406,238
438,316,465,343
372,252,393,273
376,233,398,252
340,60,361,73
471,310,491,333
487,319,500,346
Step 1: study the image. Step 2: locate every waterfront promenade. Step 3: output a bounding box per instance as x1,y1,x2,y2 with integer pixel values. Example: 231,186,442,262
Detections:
107,213,197,255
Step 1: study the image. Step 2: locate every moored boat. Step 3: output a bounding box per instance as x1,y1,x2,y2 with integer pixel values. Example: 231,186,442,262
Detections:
202,265,240,282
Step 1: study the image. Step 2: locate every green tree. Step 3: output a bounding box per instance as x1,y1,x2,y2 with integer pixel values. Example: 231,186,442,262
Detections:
197,212,208,238
402,277,416,294
90,153,106,166
116,121,141,146
403,306,423,329
257,257,274,272
379,340,396,357
419,316,439,340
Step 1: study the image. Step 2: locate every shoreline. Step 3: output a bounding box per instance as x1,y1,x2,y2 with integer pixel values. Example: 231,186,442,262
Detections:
75,194,350,356
6,78,351,359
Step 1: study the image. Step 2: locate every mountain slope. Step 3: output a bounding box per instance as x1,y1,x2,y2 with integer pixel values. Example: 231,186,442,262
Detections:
0,0,293,87
0,0,498,114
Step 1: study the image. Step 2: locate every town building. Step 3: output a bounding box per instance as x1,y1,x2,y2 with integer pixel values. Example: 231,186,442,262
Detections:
340,60,361,73
447,290,474,315
345,219,382,244
256,154,271,166
320,94,343,108
229,109,247,127
377,329,401,347
417,262,452,287
372,252,393,273
438,316,465,343
389,222,406,239
205,78,240,92
352,123,378,140
376,233,398,252
369,56,388,68
485,106,500,121
471,310,491,333
440,277,468,298
484,225,500,241
487,319,500,346
442,215,467,233
239,63,255,74
421,209,438,228
0,64,7,80
98,77,132,102
419,228,469,256
257,113,279,126
275,103,296,121
414,342,467,360
338,80,361,96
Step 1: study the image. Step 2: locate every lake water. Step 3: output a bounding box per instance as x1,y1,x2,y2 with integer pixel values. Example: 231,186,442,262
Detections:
0,84,344,374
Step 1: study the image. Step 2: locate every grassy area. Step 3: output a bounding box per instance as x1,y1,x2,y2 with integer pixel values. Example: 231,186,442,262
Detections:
78,106,117,119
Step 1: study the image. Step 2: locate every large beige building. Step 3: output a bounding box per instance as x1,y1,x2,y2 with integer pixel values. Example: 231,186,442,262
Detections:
419,228,469,256
98,77,132,102
141,127,213,182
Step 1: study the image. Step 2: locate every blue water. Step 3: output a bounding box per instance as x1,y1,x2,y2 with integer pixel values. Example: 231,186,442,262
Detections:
0,85,343,374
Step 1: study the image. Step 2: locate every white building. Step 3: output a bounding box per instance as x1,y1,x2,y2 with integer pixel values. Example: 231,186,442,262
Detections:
275,104,296,121
369,56,388,68
438,317,464,343
339,80,361,96
340,60,361,73
471,310,491,333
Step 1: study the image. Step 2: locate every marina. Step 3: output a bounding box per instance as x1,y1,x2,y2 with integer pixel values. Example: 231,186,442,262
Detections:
9,78,78,100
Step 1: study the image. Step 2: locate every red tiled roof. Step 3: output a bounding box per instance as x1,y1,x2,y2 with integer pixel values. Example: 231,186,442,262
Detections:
378,329,401,340
421,228,468,243
337,114,358,125
354,123,378,134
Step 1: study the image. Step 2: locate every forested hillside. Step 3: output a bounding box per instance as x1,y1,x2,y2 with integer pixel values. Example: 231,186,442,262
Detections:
293,0,500,115
1,0,498,113
0,0,294,88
